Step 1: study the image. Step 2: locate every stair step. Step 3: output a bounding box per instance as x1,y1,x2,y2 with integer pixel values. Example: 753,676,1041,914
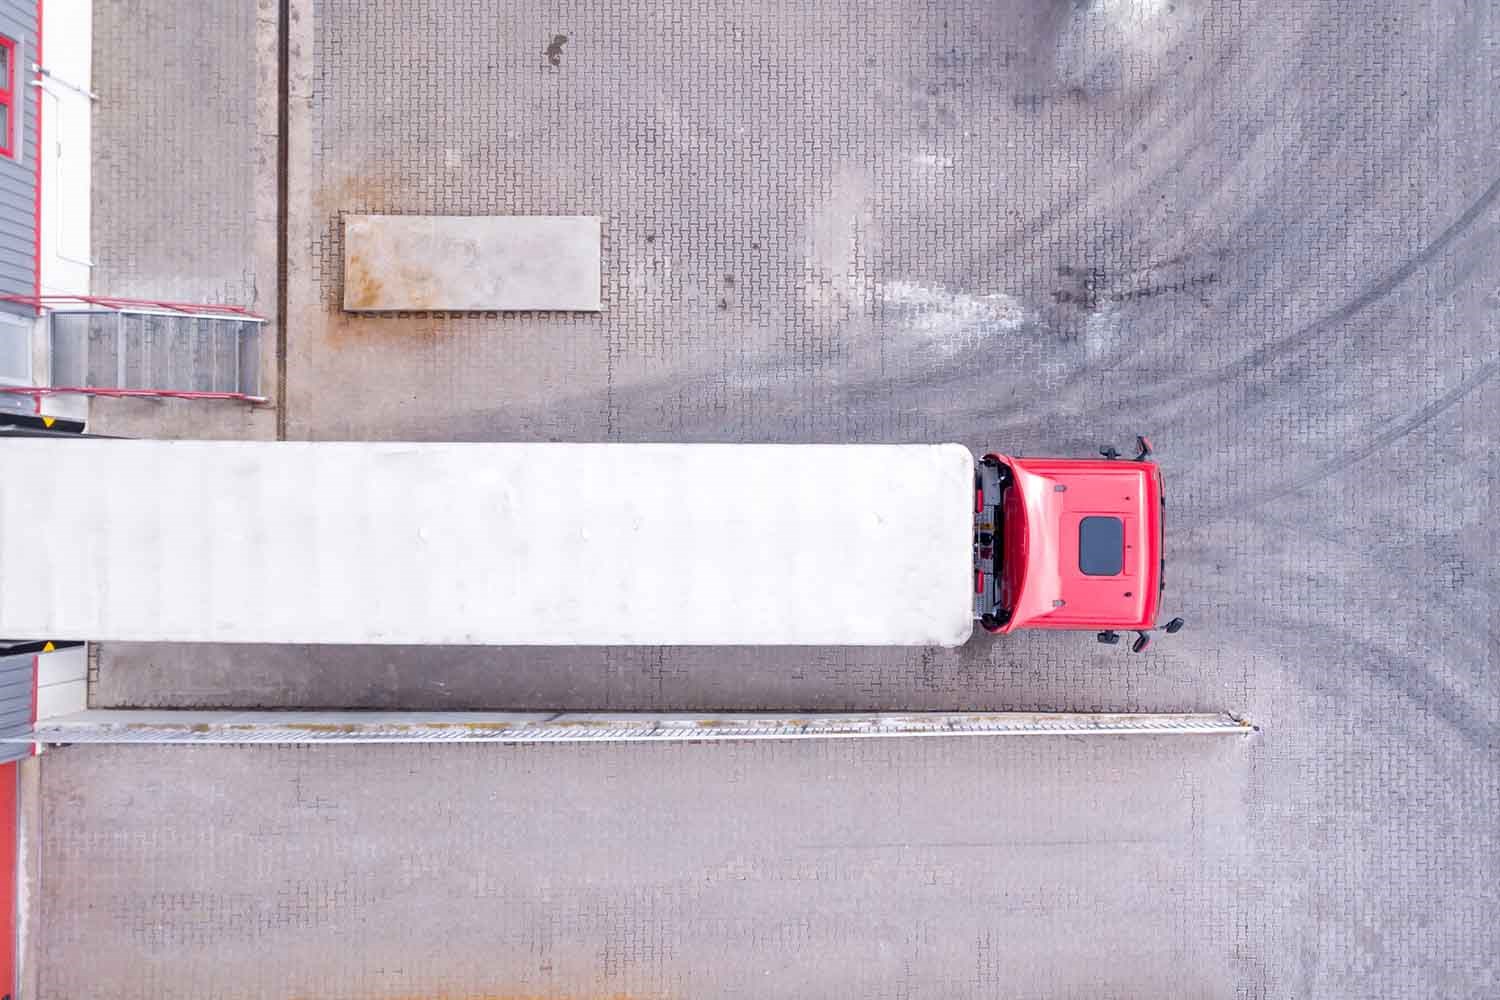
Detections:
50,309,264,396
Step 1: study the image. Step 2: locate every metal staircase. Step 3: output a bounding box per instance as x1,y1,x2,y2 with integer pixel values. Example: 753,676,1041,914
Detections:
0,295,267,406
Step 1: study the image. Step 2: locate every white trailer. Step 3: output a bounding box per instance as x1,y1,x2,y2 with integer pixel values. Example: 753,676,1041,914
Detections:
0,440,976,647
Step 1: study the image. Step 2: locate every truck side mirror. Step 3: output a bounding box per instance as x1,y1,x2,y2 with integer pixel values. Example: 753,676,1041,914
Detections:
1133,435,1153,461
1096,630,1120,645
1164,617,1184,634
1131,632,1152,653
1099,445,1120,460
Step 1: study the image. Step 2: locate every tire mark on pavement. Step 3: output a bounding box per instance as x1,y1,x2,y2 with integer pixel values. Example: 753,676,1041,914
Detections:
1179,172,1500,389
984,172,1500,432
1236,506,1500,669
1186,355,1500,523
1314,628,1499,752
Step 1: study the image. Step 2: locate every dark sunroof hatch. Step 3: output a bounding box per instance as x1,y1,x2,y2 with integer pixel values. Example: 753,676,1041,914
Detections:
1079,516,1124,576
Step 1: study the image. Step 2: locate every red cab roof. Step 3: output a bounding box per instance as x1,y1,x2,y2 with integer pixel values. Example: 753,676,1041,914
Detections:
997,455,1163,632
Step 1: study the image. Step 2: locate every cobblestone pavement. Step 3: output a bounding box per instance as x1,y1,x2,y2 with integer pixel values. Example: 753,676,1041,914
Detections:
68,0,1500,996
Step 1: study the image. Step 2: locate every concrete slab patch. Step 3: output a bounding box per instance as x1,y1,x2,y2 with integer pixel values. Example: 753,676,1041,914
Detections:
342,214,602,312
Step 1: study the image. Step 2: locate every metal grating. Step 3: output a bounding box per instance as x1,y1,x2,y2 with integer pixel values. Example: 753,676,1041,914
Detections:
11,711,1256,746
47,309,263,395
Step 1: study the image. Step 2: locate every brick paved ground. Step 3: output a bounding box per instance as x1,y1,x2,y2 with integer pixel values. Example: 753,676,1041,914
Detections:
65,0,1500,996
40,735,1254,1000
87,0,278,438
91,0,264,307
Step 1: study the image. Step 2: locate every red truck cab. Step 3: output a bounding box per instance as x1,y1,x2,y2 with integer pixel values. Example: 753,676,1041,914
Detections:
975,441,1170,646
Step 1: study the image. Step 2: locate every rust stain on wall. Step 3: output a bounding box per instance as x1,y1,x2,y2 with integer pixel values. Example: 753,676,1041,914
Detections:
345,252,386,310
395,263,441,311
345,239,442,312
315,172,397,217
316,171,396,317
306,171,467,344
320,307,451,348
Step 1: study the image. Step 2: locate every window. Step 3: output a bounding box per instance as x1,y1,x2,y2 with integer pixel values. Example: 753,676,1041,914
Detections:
0,310,32,386
1078,516,1125,576
0,36,14,159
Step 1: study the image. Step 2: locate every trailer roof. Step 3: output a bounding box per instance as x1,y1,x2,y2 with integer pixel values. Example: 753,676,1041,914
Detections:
0,441,976,647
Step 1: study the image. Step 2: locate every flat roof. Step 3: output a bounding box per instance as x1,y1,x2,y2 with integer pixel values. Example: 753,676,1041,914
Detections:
0,441,976,647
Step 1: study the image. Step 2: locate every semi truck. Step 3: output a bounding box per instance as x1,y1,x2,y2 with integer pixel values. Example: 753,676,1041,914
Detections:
0,437,1177,649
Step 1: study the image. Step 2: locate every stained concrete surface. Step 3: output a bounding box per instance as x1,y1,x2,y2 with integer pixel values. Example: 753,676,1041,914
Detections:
90,0,262,308
40,735,1256,1000
342,215,603,311
88,0,280,440
64,0,1500,996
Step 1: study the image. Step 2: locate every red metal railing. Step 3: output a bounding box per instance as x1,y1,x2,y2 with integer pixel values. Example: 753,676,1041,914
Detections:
0,293,266,319
0,294,268,407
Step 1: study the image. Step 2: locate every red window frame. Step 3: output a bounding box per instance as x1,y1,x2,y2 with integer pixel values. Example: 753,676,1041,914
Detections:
0,35,15,158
